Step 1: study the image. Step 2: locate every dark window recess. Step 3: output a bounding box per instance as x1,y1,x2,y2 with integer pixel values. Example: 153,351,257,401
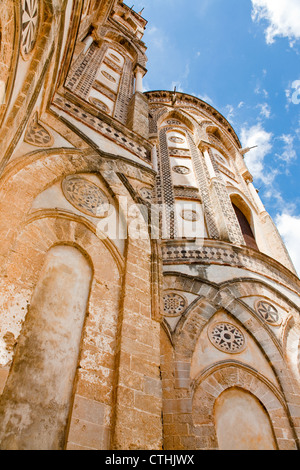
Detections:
232,203,258,251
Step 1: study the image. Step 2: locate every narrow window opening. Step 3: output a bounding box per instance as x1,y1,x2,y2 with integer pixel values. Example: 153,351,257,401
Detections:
232,203,258,251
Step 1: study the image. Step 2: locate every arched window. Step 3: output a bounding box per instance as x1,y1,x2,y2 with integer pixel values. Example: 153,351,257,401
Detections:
232,203,258,251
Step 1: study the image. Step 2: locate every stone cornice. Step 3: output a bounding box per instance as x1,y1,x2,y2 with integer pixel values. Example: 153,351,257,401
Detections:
161,238,300,294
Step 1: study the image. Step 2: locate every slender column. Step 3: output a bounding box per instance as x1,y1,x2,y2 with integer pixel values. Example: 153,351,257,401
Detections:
83,35,94,54
201,145,244,245
203,149,217,180
151,143,158,172
135,66,145,93
247,180,266,214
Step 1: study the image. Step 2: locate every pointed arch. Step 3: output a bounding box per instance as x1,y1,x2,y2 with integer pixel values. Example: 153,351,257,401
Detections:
192,363,296,450
161,272,300,450
205,123,238,156
161,272,300,419
96,25,146,65
0,213,122,449
159,109,196,133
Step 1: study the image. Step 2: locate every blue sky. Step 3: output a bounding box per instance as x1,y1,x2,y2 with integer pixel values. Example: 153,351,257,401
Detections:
130,0,300,272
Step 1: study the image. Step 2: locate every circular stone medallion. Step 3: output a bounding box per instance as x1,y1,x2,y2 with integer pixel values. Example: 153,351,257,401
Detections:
101,70,116,82
89,97,109,113
163,292,187,317
255,300,281,325
169,136,185,144
173,166,191,175
62,176,110,218
208,322,246,354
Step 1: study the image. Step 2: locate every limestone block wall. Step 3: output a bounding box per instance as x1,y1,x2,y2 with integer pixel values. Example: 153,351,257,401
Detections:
0,148,162,450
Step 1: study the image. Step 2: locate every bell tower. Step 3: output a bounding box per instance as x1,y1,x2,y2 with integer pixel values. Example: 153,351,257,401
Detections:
60,0,149,141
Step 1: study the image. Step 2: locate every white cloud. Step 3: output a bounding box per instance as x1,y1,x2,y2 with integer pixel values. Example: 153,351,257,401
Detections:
276,134,297,163
254,84,269,99
224,104,235,123
257,102,271,119
251,0,300,46
275,212,300,274
197,94,214,106
240,123,275,183
146,25,167,50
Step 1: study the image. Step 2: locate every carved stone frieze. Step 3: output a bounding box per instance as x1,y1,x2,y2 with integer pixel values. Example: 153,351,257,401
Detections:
162,240,300,293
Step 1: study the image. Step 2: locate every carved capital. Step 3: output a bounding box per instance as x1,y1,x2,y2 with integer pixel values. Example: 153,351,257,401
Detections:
198,140,211,153
134,63,148,77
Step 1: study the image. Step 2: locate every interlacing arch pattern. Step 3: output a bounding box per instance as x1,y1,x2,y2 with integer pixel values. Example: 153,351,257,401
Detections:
161,273,300,450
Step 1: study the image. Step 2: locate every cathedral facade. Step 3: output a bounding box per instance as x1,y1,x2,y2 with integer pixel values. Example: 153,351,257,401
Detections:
0,0,299,450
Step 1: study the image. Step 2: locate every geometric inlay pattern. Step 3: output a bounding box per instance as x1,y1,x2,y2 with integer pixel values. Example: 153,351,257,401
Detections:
89,97,110,113
101,70,116,82
255,300,281,325
139,187,153,202
169,136,185,144
24,112,53,147
163,292,187,317
21,0,39,57
62,176,110,218
208,322,246,354
172,166,191,175
53,95,149,161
